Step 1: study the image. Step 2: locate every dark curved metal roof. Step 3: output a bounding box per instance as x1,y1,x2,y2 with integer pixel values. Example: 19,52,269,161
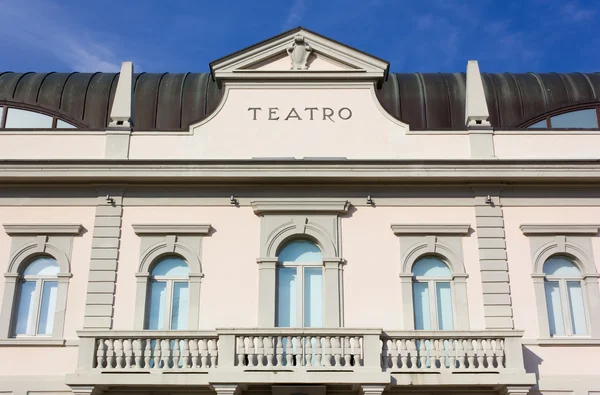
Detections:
1,71,599,130
377,72,600,129
0,72,223,130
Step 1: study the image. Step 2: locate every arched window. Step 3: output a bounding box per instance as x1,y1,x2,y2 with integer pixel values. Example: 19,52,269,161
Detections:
412,256,454,330
0,105,77,129
145,256,190,330
13,256,60,336
543,256,588,336
525,105,600,129
276,239,323,328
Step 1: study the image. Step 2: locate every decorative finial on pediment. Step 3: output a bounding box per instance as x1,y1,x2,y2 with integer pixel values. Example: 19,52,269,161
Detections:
286,35,312,70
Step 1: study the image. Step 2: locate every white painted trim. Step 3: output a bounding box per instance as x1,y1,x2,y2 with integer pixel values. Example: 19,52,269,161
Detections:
3,224,82,235
520,224,600,235
132,224,212,235
391,224,471,235
0,338,66,346
252,200,349,214
522,337,600,345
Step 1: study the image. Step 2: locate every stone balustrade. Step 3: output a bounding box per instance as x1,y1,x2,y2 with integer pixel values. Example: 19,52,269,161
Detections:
76,329,526,373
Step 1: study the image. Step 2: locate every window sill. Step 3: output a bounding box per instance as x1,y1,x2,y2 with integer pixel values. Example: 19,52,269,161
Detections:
0,337,66,346
523,338,600,346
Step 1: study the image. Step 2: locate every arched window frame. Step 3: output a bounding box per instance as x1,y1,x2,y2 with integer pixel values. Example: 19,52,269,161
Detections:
411,256,455,330
0,101,84,129
522,224,600,340
518,102,600,129
392,224,471,330
132,224,211,330
0,224,81,343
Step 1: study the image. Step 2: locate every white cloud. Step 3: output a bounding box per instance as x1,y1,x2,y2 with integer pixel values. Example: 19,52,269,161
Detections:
561,2,596,22
282,0,307,30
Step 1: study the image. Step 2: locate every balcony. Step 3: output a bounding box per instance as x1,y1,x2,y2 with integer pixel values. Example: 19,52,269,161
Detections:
67,328,535,389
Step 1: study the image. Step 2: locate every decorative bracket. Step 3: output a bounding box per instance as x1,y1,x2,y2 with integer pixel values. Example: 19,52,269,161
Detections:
287,35,312,70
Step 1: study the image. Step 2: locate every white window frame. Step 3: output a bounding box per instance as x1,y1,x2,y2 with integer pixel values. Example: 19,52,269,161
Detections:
544,271,590,337
413,274,454,330
277,258,324,328
14,272,58,337
147,272,190,330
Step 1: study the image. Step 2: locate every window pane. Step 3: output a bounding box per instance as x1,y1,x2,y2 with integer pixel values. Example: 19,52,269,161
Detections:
413,256,451,278
171,282,189,330
543,256,581,276
56,119,76,128
567,281,587,335
24,257,59,276
545,281,565,336
37,281,58,335
5,108,53,128
413,282,431,330
151,257,189,277
276,267,297,327
436,282,454,330
278,240,323,262
15,281,36,335
147,281,167,330
528,119,547,128
304,267,323,328
550,109,598,128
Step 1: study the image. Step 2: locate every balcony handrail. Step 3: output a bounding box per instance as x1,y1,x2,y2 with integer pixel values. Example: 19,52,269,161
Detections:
77,330,219,338
382,330,524,338
217,328,383,335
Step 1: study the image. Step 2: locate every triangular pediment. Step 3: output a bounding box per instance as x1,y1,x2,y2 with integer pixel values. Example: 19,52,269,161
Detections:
210,27,389,81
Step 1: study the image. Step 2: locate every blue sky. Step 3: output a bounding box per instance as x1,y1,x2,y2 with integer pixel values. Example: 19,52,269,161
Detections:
0,0,598,73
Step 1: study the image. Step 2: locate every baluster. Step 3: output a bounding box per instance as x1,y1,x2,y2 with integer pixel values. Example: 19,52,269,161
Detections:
418,339,426,368
496,338,505,369
143,338,151,369
456,339,465,369
353,336,362,366
96,338,106,368
430,339,439,369
236,337,245,366
381,339,389,369
123,339,133,368
304,336,313,367
399,339,407,369
485,339,494,369
447,339,456,369
388,339,397,369
332,337,342,367
466,339,475,369
199,339,208,368
114,338,124,369
182,339,190,368
172,339,181,369
106,339,115,369
314,336,322,367
208,339,218,368
255,337,265,367
264,337,274,367
285,336,294,366
153,338,161,369
294,336,303,367
407,339,417,369
161,339,171,369
275,336,284,366
475,339,484,369
132,339,142,368
343,337,352,366
323,336,332,367
437,340,446,369
247,337,256,367
190,339,199,368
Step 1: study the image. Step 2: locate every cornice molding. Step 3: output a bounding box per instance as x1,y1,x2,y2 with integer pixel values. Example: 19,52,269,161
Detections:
520,224,600,235
251,200,349,214
132,224,212,235
3,224,82,235
391,224,471,235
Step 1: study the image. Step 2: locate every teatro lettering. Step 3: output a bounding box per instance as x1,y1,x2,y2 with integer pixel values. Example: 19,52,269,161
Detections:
248,107,352,122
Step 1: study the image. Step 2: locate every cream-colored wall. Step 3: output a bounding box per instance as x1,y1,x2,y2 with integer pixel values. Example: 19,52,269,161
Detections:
0,206,95,375
0,134,106,159
494,134,600,159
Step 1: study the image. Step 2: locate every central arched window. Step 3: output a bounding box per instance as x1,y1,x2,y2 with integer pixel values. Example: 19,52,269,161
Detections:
13,256,59,336
276,240,323,328
412,256,454,330
543,256,588,336
145,256,190,330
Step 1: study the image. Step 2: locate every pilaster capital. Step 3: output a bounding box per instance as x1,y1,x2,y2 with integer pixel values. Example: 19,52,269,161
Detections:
323,257,344,268
256,257,278,268
361,384,388,395
495,385,531,395
210,384,242,395
70,386,101,395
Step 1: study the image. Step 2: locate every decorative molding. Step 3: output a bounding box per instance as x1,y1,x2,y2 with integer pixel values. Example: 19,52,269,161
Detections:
287,35,312,70
520,224,600,235
522,338,600,346
391,224,470,235
252,200,349,214
3,223,82,235
132,224,212,235
0,338,66,346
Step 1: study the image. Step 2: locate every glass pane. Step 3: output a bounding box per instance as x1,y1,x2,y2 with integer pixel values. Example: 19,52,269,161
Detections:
147,281,167,330
545,281,565,336
15,281,36,335
56,119,76,128
567,281,587,335
276,267,297,327
550,109,598,128
171,282,189,330
151,257,189,277
304,267,323,328
0,107,3,125
5,108,53,128
413,282,431,330
37,281,58,335
436,282,454,330
24,257,59,276
278,240,323,262
528,119,547,129
543,256,581,276
413,256,451,278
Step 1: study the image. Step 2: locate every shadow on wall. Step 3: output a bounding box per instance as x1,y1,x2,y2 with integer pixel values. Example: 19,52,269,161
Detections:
523,345,543,386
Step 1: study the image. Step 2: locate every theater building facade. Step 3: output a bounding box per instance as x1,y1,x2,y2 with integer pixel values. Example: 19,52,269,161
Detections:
2,27,600,395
